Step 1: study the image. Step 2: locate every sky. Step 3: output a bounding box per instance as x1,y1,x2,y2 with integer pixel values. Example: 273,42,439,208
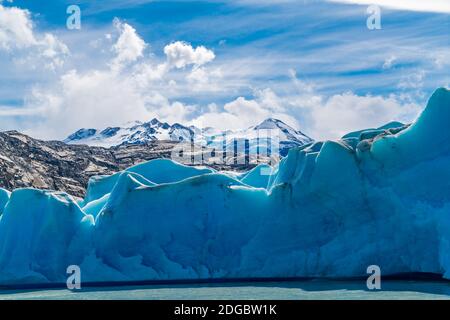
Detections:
0,0,448,140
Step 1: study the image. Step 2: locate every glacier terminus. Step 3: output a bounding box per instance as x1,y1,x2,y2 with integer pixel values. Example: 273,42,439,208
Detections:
0,88,449,286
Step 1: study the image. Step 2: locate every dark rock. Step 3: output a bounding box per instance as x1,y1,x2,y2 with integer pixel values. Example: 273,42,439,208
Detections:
0,131,257,198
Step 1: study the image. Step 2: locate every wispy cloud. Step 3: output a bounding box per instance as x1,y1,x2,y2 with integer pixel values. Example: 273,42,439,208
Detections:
0,105,45,116
328,0,450,13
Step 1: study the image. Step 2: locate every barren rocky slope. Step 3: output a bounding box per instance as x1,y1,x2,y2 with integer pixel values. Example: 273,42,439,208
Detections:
0,131,253,197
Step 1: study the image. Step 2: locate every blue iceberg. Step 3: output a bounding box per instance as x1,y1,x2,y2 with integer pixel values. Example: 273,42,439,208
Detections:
0,88,449,285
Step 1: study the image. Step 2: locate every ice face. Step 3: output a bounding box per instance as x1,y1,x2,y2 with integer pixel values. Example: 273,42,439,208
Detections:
0,88,449,285
0,188,10,214
0,189,94,284
239,164,274,189
82,158,214,205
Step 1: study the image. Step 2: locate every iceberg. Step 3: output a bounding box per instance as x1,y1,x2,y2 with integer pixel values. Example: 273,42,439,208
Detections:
0,88,449,285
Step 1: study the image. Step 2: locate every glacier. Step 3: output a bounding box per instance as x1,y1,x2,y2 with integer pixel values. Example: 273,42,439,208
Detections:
0,88,449,285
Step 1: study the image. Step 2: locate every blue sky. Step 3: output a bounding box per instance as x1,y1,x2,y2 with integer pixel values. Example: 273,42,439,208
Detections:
0,0,449,139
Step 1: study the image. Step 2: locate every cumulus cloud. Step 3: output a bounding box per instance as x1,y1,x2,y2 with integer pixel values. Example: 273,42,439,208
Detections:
164,41,215,69
191,88,299,131
225,97,267,118
5,23,192,136
0,4,36,49
4,19,219,138
0,4,69,69
22,67,198,139
111,19,147,69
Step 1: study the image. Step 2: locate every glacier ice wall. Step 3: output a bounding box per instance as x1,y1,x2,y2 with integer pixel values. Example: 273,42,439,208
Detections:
0,88,449,285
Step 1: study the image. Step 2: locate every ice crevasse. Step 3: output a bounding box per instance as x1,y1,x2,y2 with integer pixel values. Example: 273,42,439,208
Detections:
0,88,449,285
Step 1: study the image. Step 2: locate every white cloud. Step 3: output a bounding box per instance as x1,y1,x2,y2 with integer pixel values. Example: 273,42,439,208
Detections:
328,0,450,13
2,21,218,138
191,88,299,131
432,52,450,69
288,68,314,93
191,85,421,140
164,41,215,69
111,19,147,68
12,65,423,141
0,4,69,69
0,4,36,49
19,63,197,139
306,92,421,139
0,105,42,116
382,56,396,69
398,69,426,90
133,62,168,85
224,97,268,119
187,67,209,84
185,66,224,92
39,33,70,70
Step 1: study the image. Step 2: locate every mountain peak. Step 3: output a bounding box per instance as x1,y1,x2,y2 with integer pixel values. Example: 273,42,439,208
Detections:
254,118,287,130
149,118,162,126
252,118,313,146
65,128,97,142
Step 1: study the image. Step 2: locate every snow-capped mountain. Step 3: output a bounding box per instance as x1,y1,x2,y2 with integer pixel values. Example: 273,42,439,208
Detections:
64,118,195,147
64,118,313,155
244,118,312,149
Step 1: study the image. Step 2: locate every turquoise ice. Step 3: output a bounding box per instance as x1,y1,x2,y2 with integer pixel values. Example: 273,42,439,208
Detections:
0,188,9,215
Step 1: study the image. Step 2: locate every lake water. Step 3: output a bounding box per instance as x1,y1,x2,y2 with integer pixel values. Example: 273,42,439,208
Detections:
0,280,449,300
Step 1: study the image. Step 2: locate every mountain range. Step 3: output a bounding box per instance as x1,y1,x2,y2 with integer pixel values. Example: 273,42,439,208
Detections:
0,118,313,197
64,118,313,156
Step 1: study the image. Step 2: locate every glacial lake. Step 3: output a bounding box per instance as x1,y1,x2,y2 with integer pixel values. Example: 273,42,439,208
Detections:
0,280,449,300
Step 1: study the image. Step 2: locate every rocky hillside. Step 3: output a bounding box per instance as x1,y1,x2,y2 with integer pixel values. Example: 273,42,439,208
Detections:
0,131,256,198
